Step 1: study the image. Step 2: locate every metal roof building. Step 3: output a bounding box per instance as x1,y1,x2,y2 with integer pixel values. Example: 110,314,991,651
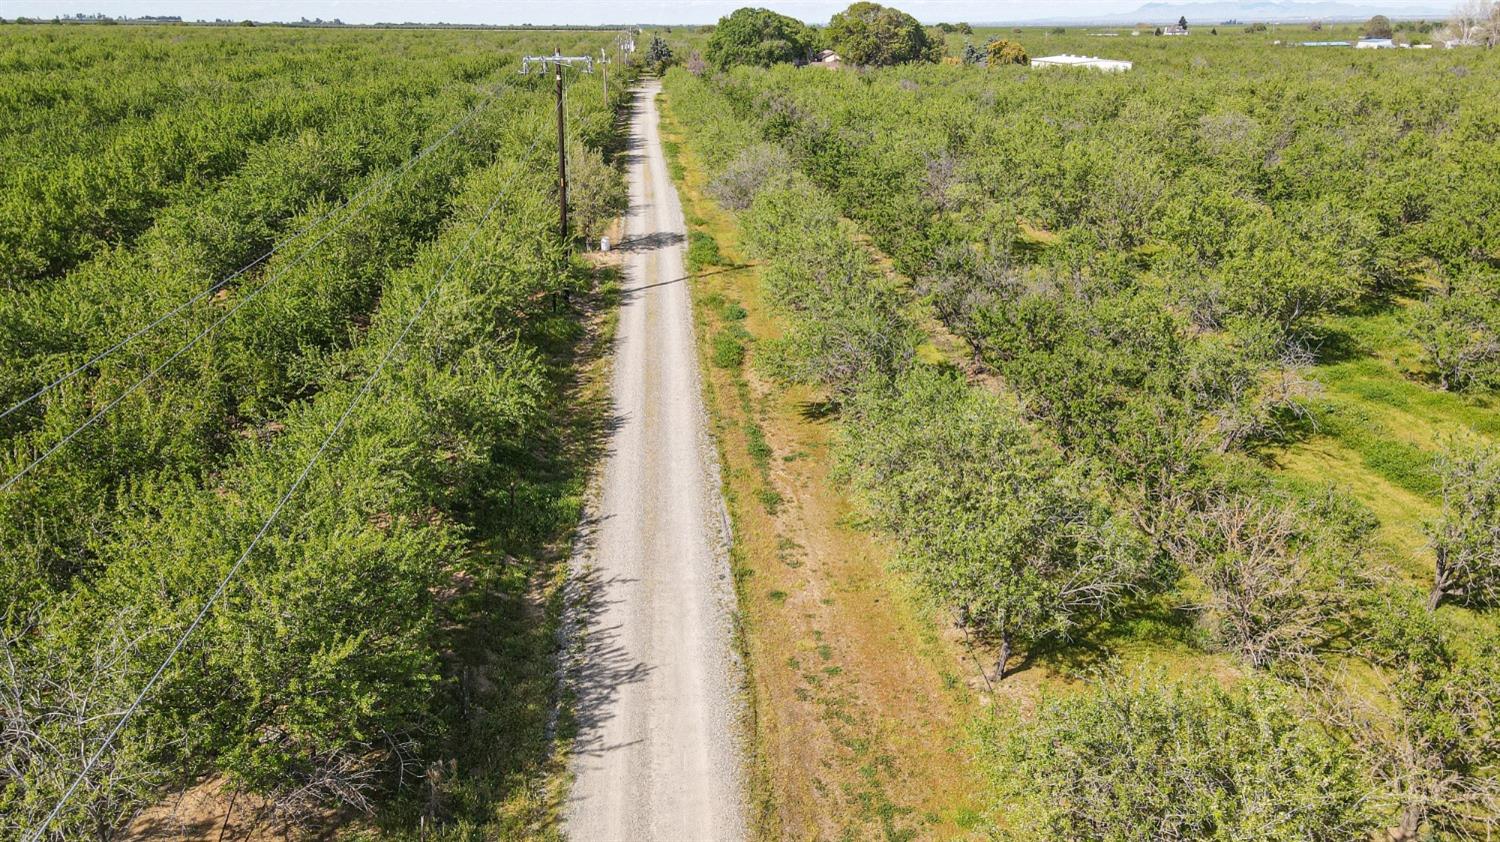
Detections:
1031,54,1134,72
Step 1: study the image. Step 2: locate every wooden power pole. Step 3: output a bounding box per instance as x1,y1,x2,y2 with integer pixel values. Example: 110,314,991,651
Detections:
554,62,567,239
520,50,594,242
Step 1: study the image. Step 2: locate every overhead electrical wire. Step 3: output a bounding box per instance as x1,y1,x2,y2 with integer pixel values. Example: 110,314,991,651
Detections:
22,126,545,842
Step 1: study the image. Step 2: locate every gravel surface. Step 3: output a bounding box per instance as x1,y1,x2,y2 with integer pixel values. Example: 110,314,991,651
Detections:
562,80,747,842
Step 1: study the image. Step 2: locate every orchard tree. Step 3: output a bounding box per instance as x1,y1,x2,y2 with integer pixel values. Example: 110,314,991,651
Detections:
986,38,1030,65
1185,494,1365,668
1446,0,1500,45
1366,14,1395,37
825,2,941,65
993,671,1380,841
644,34,674,73
1408,273,1500,391
566,138,626,240
740,184,920,395
1351,598,1500,837
705,7,813,70
844,368,1155,679
1427,436,1500,610
1211,206,1365,339
709,143,795,210
1207,324,1319,452
1179,14,1189,28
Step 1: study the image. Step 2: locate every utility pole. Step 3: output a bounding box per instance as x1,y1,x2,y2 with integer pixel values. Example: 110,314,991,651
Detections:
520,49,593,242
600,48,610,102
554,61,566,240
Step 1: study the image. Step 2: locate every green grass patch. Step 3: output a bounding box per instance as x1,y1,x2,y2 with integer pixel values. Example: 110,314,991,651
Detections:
1266,298,1500,584
687,229,723,273
745,418,773,469
757,486,783,514
711,328,746,369
1307,398,1441,498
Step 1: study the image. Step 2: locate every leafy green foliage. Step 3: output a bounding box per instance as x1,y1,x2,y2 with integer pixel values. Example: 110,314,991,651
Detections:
645,34,675,74
0,25,626,836
567,137,627,240
985,39,1029,66
740,182,919,396
687,229,724,272
825,2,940,66
1408,272,1500,391
1428,436,1500,609
705,7,813,70
986,670,1379,841
845,368,1157,677
0,27,509,284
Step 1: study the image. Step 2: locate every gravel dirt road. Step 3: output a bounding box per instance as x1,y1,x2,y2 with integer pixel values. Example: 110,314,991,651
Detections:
562,80,747,842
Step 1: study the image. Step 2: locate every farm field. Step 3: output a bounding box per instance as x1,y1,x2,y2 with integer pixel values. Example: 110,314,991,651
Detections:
0,23,631,840
656,9,1500,840
5,7,1500,842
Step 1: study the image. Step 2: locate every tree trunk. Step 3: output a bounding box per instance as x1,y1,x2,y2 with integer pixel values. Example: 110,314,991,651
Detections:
1388,802,1421,841
1428,550,1448,612
996,634,1012,682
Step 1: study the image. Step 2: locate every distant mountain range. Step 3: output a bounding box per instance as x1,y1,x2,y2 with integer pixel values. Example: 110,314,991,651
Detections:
1013,0,1450,24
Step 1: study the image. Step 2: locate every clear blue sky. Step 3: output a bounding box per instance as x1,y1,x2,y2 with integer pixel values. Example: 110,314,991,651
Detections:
2,0,1214,25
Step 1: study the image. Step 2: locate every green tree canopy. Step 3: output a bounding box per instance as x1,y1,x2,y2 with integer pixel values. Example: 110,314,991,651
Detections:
1408,272,1500,391
989,671,1379,840
705,7,813,70
986,38,1029,66
844,367,1155,678
645,34,674,73
1366,14,1394,37
825,2,940,66
1428,436,1500,609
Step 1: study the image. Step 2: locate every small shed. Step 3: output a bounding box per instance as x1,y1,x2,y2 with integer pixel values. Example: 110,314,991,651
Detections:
1355,37,1395,48
808,48,843,69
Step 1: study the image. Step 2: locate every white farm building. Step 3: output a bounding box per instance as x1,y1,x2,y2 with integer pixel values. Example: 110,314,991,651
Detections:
1031,54,1134,72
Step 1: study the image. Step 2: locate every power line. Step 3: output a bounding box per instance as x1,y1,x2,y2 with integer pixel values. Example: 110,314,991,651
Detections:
0,79,510,428
0,97,522,495
22,128,544,842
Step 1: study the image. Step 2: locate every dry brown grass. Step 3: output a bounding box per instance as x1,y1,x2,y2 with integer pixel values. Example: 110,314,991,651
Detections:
659,93,989,841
